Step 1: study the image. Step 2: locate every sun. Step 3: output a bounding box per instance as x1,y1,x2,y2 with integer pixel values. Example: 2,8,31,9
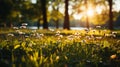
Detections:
87,8,94,17
73,5,103,20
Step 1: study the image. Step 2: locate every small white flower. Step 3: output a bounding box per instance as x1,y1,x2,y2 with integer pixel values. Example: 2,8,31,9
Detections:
74,32,80,36
56,30,60,34
96,26,101,28
13,27,19,29
112,34,116,37
20,26,26,29
112,32,117,34
95,37,102,40
59,35,63,38
40,33,44,37
32,30,36,32
55,33,60,36
67,35,74,40
25,35,29,38
7,33,14,36
18,31,25,35
21,23,28,26
49,29,54,32
105,34,110,37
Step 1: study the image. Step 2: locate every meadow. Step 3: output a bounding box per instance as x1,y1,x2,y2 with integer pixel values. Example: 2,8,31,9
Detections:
0,28,120,67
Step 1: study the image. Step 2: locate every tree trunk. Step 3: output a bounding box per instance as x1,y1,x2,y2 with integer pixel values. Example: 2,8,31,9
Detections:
37,19,40,29
85,0,89,29
55,20,59,29
108,0,113,30
41,0,48,29
56,6,59,29
63,0,70,30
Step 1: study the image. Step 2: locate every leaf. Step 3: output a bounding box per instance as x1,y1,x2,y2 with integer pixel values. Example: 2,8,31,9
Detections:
14,45,20,49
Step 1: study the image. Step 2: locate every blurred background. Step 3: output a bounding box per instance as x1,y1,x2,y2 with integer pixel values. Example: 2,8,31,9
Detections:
0,0,120,30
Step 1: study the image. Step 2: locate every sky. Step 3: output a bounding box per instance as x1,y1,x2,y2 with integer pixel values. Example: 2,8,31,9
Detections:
31,0,120,20
113,0,120,12
30,0,120,12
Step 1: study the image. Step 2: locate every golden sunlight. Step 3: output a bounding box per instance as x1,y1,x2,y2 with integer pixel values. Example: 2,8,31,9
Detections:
87,8,94,17
73,14,82,20
73,6,103,20
96,6,102,14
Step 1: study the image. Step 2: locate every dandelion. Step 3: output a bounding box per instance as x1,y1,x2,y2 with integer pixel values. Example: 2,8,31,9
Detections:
110,54,117,59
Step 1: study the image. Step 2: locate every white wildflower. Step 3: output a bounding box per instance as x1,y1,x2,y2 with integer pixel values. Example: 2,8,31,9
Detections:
25,35,29,38
49,29,54,32
20,26,26,29
74,32,80,36
67,35,74,40
21,23,28,26
59,35,63,38
95,37,102,40
112,32,117,34
13,27,19,29
40,33,44,37
96,26,101,28
32,30,36,33
7,33,14,36
56,30,60,34
18,31,25,35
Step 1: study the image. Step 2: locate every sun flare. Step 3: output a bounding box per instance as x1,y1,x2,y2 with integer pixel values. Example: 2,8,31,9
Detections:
87,8,94,17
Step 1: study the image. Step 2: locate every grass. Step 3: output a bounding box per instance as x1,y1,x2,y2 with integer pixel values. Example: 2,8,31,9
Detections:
0,28,120,67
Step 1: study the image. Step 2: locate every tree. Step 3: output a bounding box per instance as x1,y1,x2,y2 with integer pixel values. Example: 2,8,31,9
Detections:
63,0,70,30
85,0,89,29
108,0,113,30
49,0,63,29
0,0,13,27
40,0,48,29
